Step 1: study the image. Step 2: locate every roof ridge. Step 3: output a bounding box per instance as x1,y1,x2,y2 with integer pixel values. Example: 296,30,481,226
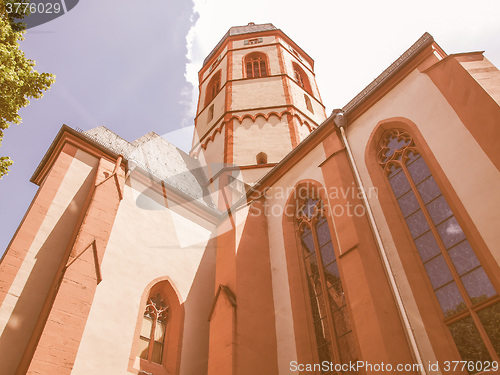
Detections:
342,32,434,113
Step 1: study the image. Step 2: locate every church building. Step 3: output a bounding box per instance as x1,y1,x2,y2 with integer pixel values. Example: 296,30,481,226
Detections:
1,23,499,375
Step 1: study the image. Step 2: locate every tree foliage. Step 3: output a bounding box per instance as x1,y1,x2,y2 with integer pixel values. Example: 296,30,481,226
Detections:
0,0,55,178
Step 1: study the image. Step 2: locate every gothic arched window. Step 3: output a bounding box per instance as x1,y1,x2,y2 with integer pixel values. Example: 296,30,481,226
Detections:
378,128,500,365
244,52,268,78
130,279,183,375
205,70,221,107
295,195,358,368
292,62,311,94
138,292,169,364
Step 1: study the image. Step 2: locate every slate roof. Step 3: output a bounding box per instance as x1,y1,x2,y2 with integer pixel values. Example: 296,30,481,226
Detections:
82,126,216,210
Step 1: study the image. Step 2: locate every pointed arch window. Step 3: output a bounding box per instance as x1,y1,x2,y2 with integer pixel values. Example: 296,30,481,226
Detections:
295,196,358,370
245,52,268,78
379,129,500,367
205,70,221,107
138,292,169,364
292,62,311,94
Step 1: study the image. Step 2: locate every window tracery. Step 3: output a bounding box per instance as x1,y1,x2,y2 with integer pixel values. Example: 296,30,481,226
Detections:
295,195,358,371
138,292,169,364
378,128,500,367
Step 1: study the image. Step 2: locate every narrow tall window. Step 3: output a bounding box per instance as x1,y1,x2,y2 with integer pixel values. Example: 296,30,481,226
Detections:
245,52,268,78
304,94,313,113
378,129,500,368
208,104,214,122
295,196,358,371
292,62,311,93
138,292,169,364
205,70,221,107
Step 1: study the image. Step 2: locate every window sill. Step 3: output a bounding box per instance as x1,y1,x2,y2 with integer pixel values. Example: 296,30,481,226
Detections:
133,357,168,375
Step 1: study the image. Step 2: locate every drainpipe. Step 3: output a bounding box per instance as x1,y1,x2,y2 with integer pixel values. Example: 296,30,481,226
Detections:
333,111,427,375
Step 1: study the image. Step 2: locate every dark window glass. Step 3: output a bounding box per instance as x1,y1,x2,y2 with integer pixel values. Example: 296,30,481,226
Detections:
397,190,420,218
316,219,331,247
426,195,453,225
253,61,259,77
407,155,431,184
405,209,430,238
297,196,357,366
416,176,441,203
302,232,315,254
333,307,350,336
325,262,340,286
320,242,336,270
448,241,480,275
424,254,453,289
414,230,441,262
338,332,357,368
389,171,412,198
434,282,465,316
477,303,500,357
461,268,496,301
448,317,492,364
260,60,267,76
437,216,466,249
379,129,498,362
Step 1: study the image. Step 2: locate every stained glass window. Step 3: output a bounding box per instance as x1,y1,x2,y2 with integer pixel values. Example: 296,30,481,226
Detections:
138,292,169,364
378,129,500,370
296,196,358,372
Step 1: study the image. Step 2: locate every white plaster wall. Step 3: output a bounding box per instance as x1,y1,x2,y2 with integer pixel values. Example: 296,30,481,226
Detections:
232,35,276,51
202,129,225,177
289,83,326,124
233,115,292,166
0,150,98,375
71,179,216,375
347,67,500,364
231,76,286,110
297,121,312,142
264,144,327,374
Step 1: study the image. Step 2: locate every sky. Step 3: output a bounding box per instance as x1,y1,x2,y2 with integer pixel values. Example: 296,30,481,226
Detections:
1,0,500,254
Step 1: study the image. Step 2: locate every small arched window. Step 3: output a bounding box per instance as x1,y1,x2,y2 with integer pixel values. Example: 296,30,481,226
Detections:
256,152,268,165
208,104,214,122
379,129,500,364
295,195,358,366
304,94,314,113
245,52,268,78
205,70,221,107
130,279,184,375
138,292,169,363
292,62,311,93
